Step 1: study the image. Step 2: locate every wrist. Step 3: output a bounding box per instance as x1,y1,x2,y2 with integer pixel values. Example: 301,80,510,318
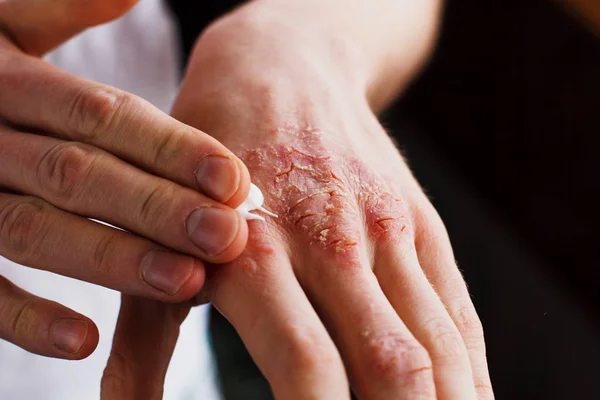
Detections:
187,0,442,113
172,4,407,191
187,2,371,102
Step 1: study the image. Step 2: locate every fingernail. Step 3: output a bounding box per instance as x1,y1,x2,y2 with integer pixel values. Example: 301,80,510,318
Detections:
195,156,240,202
52,318,88,354
186,207,239,256
141,250,195,295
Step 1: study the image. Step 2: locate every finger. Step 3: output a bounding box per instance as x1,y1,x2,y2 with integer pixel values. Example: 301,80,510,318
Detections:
413,203,495,399
374,238,476,400
101,295,190,400
0,50,250,206
0,0,140,56
208,227,350,399
298,240,436,399
0,275,98,359
0,193,204,302
0,130,248,263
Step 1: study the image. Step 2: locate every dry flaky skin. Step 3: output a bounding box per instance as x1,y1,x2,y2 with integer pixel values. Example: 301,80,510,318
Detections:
237,122,411,262
167,3,493,396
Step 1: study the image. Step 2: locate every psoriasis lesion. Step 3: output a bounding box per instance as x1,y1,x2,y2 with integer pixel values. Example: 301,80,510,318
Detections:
239,126,410,253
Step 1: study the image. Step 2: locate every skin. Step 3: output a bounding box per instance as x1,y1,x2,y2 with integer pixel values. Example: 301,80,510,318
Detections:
103,1,494,399
0,0,251,362
0,0,495,399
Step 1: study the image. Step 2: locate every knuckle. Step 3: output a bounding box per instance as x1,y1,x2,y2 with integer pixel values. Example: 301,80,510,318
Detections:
374,219,413,244
0,198,48,259
8,297,38,341
280,188,364,263
452,303,488,358
150,128,185,172
37,142,96,203
453,303,485,341
136,183,174,229
395,346,436,395
234,256,264,281
364,192,413,243
67,87,133,140
92,233,120,276
425,315,469,363
364,330,434,391
214,254,277,296
284,329,340,375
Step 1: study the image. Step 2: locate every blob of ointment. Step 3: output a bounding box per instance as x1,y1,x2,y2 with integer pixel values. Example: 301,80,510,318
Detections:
236,183,278,221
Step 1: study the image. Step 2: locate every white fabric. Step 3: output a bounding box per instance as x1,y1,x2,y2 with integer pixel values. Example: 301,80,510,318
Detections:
0,1,221,399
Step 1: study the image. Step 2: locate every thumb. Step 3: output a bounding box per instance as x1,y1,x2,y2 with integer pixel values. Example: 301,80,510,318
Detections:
0,0,140,56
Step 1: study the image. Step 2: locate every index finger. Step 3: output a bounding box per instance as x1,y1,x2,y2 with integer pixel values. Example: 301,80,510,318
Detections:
0,43,250,206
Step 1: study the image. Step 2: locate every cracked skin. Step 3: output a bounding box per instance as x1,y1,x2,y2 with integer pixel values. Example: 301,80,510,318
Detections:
239,129,410,259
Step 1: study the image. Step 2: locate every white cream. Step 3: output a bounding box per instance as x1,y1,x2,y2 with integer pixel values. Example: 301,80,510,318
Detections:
236,183,278,221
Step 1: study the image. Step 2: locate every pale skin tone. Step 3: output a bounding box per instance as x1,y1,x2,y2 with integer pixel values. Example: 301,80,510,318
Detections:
0,0,251,359
0,1,494,399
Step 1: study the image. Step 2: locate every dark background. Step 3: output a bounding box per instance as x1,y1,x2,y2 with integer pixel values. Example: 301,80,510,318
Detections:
166,1,600,398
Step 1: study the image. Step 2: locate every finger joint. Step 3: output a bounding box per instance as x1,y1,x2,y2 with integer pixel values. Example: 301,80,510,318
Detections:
150,128,186,173
363,331,435,394
451,303,487,356
37,142,97,204
9,297,38,341
424,315,470,364
453,303,485,343
0,197,49,261
136,184,173,231
92,233,120,276
282,329,341,379
67,87,133,141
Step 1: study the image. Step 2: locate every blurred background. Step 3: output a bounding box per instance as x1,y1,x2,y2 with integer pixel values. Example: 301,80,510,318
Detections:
166,1,600,398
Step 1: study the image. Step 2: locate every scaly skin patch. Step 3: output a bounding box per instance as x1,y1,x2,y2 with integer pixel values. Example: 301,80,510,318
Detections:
242,142,360,256
239,124,411,257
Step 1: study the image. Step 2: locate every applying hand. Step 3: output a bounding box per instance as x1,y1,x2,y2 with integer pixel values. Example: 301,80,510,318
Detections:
0,0,249,361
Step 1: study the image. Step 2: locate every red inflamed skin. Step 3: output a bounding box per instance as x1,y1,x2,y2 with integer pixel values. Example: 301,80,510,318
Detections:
99,1,496,399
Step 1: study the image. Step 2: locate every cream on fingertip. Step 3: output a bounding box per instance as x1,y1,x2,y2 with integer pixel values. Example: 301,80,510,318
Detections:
236,183,278,221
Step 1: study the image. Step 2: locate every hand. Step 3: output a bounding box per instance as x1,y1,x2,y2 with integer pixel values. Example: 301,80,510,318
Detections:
118,4,493,399
0,0,250,362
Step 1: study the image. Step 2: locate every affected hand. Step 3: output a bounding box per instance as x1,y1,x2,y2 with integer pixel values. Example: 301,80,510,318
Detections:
170,11,492,399
200,124,491,400
109,4,494,399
